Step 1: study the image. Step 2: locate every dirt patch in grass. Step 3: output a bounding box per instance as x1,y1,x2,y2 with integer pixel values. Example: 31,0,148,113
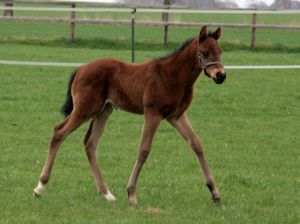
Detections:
146,207,165,215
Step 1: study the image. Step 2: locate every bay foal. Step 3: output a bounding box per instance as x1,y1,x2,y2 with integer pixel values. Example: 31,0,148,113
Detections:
33,26,226,205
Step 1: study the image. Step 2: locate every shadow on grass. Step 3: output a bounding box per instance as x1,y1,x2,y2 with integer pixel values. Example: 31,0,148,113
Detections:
1,36,300,53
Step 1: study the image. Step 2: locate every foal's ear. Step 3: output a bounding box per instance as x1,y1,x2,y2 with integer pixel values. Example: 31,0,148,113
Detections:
212,27,222,40
199,25,208,42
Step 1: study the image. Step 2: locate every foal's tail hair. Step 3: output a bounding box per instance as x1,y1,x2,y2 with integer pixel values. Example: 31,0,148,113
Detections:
60,69,78,117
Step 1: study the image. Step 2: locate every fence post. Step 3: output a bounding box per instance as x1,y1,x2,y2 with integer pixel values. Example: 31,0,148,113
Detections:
131,6,136,63
70,3,76,42
251,12,257,50
4,0,13,17
162,0,170,46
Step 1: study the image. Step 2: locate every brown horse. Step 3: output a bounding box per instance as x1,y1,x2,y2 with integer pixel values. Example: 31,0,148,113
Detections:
33,26,226,205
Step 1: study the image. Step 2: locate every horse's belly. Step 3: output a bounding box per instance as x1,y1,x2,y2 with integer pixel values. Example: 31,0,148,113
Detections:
115,101,144,114
107,95,144,115
108,75,145,114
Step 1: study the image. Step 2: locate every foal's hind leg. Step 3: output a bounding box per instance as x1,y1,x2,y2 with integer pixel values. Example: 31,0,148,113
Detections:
168,113,221,204
33,111,86,197
84,105,116,201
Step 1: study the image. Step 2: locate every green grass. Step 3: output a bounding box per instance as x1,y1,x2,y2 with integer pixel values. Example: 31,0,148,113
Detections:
0,12,300,224
0,65,299,224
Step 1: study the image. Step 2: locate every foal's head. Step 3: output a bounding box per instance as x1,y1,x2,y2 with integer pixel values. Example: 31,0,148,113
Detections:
197,26,226,84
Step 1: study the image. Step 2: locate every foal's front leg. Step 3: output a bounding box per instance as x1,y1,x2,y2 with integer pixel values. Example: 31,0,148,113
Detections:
127,111,162,205
168,113,221,204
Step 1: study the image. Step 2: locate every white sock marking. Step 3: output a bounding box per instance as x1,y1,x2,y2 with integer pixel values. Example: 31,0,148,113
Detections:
103,190,116,201
33,181,45,196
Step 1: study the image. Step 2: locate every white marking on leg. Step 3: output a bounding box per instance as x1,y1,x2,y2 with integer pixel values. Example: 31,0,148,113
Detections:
33,181,45,197
103,189,116,201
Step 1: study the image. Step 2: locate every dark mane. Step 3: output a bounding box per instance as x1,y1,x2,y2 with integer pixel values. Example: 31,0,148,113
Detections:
156,38,194,61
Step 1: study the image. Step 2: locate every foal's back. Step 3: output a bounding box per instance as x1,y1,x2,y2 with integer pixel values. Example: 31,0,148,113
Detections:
73,57,161,115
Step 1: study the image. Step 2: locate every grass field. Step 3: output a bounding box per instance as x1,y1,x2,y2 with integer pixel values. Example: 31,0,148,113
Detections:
0,11,300,224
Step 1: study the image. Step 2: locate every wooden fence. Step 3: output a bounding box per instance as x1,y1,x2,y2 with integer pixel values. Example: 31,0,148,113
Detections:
1,0,300,49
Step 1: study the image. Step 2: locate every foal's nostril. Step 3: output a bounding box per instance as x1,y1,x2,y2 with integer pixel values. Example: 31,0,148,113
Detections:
215,72,226,84
216,72,225,81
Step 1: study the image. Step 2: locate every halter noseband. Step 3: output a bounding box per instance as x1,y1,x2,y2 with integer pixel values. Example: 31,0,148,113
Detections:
198,52,223,69
196,38,223,70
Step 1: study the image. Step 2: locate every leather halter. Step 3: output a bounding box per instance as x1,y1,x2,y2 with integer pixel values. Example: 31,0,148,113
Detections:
196,38,223,70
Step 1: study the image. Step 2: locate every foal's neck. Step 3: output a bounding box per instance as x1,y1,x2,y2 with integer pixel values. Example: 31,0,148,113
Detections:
159,38,201,87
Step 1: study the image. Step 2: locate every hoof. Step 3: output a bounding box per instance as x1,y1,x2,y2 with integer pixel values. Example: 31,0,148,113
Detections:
128,196,138,206
102,190,117,202
33,190,41,197
33,181,45,197
212,196,221,206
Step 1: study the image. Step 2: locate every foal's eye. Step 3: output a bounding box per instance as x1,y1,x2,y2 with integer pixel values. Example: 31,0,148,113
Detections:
202,52,209,58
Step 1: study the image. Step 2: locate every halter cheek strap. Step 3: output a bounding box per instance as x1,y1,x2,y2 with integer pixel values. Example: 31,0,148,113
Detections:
196,38,223,70
198,53,223,69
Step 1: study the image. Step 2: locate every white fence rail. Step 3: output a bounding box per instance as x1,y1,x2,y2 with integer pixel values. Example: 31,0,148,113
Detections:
1,6,300,14
1,60,300,69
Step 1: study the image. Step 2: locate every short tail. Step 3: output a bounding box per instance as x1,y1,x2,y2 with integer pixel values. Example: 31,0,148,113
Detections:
60,69,78,117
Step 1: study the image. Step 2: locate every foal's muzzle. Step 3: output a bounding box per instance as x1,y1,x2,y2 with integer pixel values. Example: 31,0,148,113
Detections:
214,71,226,84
